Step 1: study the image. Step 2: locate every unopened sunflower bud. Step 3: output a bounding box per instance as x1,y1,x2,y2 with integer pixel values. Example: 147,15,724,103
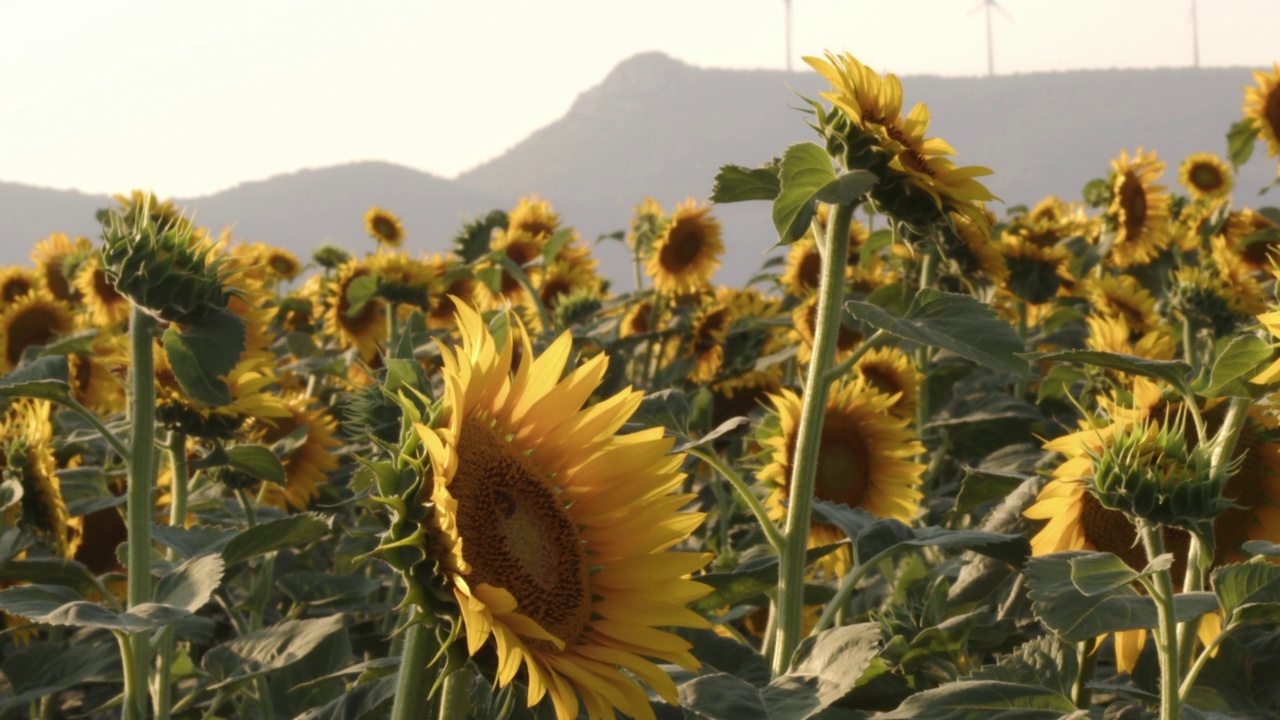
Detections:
1088,415,1230,530
100,199,231,325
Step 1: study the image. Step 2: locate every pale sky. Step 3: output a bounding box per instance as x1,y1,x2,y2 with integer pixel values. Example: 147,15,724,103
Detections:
2,0,1277,197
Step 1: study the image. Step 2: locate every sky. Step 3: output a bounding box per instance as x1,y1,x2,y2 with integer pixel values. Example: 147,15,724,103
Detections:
2,0,1277,198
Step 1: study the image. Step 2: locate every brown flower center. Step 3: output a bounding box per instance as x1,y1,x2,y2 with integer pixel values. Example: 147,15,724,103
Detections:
1264,85,1280,141
1189,163,1224,192
1118,171,1148,241
1078,490,1189,581
658,218,707,272
5,305,65,367
450,418,591,650
812,415,872,508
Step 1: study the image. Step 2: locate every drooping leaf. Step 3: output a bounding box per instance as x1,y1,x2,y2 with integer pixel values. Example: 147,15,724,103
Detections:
152,524,239,560
813,169,877,205
203,614,347,688
955,468,1029,514
0,354,72,403
846,289,1033,379
813,502,1030,568
1024,551,1157,641
877,679,1077,719
1035,350,1192,396
161,308,247,406
221,514,331,566
154,554,225,613
772,143,836,244
225,445,287,485
711,163,781,204
0,584,190,632
0,640,120,711
1197,334,1273,398
1227,118,1260,169
1067,551,1142,596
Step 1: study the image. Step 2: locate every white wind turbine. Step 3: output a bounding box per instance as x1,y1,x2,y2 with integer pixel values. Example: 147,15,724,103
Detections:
970,0,1012,77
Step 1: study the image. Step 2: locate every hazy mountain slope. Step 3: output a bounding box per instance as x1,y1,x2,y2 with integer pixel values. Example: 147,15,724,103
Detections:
2,55,1274,286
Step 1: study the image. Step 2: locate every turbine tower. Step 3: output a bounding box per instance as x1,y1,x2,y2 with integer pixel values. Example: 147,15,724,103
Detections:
970,0,1012,76
784,0,793,72
1190,0,1200,68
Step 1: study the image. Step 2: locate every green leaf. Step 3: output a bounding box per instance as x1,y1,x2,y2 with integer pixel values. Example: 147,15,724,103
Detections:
343,274,379,318
203,614,347,688
1067,552,1141,596
679,673,771,719
0,478,22,513
0,354,72,403
711,163,781,204
277,572,382,607
954,468,1028,514
221,514,331,566
161,308,247,406
877,680,1077,719
225,445,286,485
813,170,877,205
813,502,1030,568
152,524,239,560
154,554,225,612
0,584,190,632
1033,350,1192,396
772,143,836,244
675,417,751,453
969,635,1078,700
0,641,120,712
0,557,102,598
1197,334,1272,398
846,289,1033,379
1213,561,1280,621
541,228,575,264
689,544,844,615
1227,118,1260,169
787,623,883,707
861,229,894,266
1024,551,1157,641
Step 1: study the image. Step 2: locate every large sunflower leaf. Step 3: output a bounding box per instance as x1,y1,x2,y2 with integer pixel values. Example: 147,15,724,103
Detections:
225,445,286,486
1213,561,1280,623
813,502,1030,568
161,308,246,407
770,144,873,245
0,354,72,403
679,673,773,719
711,163,781,204
877,680,1078,719
154,554,225,613
1196,333,1273,398
785,623,885,709
1024,551,1157,641
0,584,190,632
203,614,347,689
968,635,1079,700
1034,350,1193,396
0,641,120,712
221,514,331,567
846,288,1033,379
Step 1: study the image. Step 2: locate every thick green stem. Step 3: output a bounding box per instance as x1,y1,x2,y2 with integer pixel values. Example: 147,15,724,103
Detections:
437,657,472,720
1139,523,1182,720
155,432,186,720
1180,619,1235,700
772,201,856,675
824,329,887,383
1073,638,1097,709
389,618,434,720
125,306,157,720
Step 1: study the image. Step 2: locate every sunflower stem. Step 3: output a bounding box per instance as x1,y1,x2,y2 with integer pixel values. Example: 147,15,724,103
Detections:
773,200,856,676
154,431,188,720
1139,522,1183,720
124,305,157,720
437,656,472,720
1072,637,1097,709
500,255,554,336
1180,619,1236,701
689,448,786,553
390,615,433,720
61,395,130,460
823,329,887,383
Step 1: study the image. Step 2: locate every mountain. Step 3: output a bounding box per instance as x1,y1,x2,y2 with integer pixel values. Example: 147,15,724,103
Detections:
2,54,1275,287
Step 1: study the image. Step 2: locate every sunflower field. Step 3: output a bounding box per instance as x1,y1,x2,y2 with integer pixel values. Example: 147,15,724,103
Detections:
2,54,1280,720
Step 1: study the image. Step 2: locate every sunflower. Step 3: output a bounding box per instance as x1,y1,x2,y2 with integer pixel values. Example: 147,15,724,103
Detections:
1025,382,1280,671
685,302,733,384
69,332,128,415
30,233,91,302
426,256,482,331
73,255,131,330
1084,314,1176,361
1,400,80,559
323,260,387,361
365,206,405,247
645,198,723,296
792,294,863,365
1170,265,1254,338
627,197,666,254
538,258,601,312
0,293,75,373
1220,208,1280,274
1178,153,1234,203
263,247,302,282
1208,237,1268,314
416,303,711,720
940,208,1008,285
1084,275,1161,337
853,346,922,418
154,353,291,440
1243,63,1280,164
759,379,925,577
998,235,1073,306
249,394,341,511
1252,310,1280,385
710,369,783,429
508,195,562,239
618,299,661,340
0,266,41,304
779,215,871,297
1106,148,1171,267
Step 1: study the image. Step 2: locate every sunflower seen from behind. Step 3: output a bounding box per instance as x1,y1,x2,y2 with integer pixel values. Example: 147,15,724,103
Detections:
414,302,711,720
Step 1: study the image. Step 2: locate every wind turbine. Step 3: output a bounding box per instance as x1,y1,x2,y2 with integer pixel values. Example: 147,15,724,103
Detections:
784,0,793,72
1190,0,1200,68
970,0,1012,77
